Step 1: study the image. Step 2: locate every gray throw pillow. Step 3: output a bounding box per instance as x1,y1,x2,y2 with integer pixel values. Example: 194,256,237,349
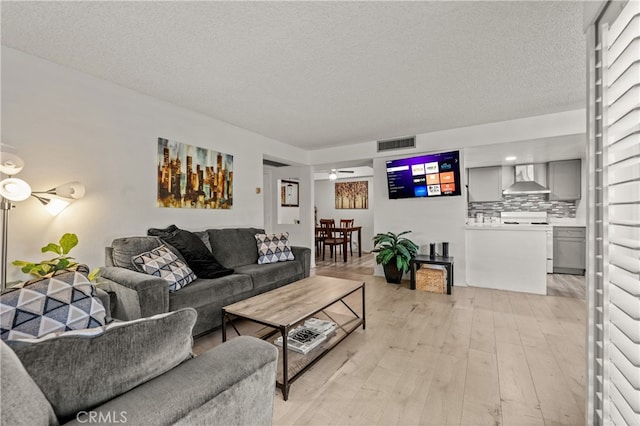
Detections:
0,341,58,426
255,232,296,264
132,244,197,292
6,308,197,422
1,268,106,341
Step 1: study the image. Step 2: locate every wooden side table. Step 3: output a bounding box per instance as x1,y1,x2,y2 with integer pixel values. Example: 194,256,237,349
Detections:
410,255,454,294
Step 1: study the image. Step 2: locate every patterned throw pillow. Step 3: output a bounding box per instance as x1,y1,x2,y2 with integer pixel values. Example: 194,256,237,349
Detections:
255,232,296,264
132,245,196,292
0,269,107,341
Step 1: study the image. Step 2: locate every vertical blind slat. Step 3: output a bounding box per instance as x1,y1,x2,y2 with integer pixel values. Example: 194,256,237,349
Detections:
608,131,640,164
610,363,640,412
606,2,640,424
607,62,639,103
608,36,640,82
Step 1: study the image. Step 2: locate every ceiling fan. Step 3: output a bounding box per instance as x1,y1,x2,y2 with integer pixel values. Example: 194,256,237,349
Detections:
317,168,355,180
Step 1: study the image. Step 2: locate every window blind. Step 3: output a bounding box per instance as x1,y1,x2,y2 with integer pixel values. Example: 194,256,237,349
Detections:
603,1,640,424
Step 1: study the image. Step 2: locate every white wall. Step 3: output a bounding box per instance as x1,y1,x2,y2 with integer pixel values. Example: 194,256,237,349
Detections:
1,47,309,282
264,166,314,265
314,176,374,252
373,154,467,283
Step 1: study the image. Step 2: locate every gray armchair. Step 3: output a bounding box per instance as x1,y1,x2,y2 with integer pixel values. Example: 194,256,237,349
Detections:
2,308,278,426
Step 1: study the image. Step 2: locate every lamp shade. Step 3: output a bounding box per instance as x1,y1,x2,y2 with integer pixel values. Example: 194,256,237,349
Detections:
43,198,70,216
31,194,71,216
51,181,85,199
329,171,338,181
0,153,25,176
0,178,32,201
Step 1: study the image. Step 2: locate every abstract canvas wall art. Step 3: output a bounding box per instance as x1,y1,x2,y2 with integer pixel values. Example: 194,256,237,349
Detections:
335,181,368,209
157,138,233,209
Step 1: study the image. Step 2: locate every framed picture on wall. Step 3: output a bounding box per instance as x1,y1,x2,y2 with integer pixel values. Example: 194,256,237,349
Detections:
281,180,299,207
157,137,233,209
335,180,368,209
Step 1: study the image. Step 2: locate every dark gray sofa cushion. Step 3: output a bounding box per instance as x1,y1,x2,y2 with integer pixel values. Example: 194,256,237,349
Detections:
111,236,164,270
234,261,304,291
207,228,265,268
169,275,253,312
0,341,58,426
7,308,197,422
169,274,254,335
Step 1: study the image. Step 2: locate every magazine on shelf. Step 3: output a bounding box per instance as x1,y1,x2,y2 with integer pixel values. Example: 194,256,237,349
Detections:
304,317,337,336
274,318,337,354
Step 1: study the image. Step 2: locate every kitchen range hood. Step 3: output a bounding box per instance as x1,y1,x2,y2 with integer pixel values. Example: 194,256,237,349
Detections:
502,164,550,195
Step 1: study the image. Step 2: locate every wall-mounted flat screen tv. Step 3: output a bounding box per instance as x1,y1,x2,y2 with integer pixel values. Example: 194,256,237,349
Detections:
386,150,461,199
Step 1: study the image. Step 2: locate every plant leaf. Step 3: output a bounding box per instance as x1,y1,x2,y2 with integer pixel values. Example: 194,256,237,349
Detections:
88,268,101,282
41,243,62,255
59,233,79,255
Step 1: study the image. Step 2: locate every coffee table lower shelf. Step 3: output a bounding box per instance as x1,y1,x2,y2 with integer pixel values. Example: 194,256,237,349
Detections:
266,312,363,390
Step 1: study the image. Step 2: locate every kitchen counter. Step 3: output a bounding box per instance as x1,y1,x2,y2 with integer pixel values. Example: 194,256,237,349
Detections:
465,224,551,231
465,227,547,295
549,218,587,227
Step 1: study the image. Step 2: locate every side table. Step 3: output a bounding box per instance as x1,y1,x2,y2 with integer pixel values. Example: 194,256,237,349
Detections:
410,255,454,294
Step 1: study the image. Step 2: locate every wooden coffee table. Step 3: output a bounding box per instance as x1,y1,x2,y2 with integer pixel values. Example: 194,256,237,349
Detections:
222,275,366,400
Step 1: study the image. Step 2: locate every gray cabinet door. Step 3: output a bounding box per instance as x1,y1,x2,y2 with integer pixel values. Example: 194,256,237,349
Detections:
553,227,586,273
468,167,502,202
548,159,581,200
554,237,586,269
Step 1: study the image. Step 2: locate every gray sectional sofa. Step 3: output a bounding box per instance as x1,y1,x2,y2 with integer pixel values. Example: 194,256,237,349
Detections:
1,307,279,426
100,227,311,336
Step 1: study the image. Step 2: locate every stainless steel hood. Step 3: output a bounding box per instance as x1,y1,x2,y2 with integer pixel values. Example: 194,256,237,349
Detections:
502,164,550,195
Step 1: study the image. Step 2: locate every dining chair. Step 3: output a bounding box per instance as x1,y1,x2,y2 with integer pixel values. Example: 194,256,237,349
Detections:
339,218,355,256
319,219,344,261
315,226,327,255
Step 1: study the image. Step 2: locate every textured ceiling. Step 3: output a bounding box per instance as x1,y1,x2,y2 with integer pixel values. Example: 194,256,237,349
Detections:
1,1,586,150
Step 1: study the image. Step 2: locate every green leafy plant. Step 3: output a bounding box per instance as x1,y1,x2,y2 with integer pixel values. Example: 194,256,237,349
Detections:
372,231,419,273
13,233,99,281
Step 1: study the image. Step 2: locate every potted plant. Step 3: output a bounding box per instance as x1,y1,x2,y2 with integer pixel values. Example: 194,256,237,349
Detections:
372,231,419,284
13,233,100,281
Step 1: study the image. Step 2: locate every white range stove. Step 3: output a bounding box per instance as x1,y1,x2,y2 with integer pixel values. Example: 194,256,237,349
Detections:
500,212,554,273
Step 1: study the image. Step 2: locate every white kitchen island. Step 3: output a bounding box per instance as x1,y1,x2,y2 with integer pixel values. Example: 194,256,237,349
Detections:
465,225,550,295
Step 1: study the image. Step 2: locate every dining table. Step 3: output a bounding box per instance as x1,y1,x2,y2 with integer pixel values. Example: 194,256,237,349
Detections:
315,225,362,262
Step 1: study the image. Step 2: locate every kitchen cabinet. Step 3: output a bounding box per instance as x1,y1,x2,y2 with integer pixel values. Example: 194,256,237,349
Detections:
468,167,502,202
553,226,586,274
548,159,581,200
466,227,547,294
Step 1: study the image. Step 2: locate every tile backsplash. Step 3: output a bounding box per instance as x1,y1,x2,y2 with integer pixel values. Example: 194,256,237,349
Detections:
468,194,577,219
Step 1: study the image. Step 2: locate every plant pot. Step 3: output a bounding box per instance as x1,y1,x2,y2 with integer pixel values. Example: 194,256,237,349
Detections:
383,262,403,284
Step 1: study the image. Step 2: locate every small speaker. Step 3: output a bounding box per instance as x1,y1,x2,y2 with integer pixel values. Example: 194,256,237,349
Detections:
442,242,449,258
429,243,436,258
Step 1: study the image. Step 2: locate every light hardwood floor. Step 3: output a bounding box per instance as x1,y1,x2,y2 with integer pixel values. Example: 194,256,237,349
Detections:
195,253,586,426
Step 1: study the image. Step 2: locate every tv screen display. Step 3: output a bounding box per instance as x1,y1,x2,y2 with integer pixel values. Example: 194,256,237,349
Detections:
386,150,461,199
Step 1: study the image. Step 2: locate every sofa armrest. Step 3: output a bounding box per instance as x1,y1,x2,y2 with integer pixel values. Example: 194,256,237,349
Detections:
99,266,169,320
62,336,278,426
291,246,311,277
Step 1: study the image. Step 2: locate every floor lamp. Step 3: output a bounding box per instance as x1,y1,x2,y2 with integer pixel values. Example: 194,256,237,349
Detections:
1,151,85,289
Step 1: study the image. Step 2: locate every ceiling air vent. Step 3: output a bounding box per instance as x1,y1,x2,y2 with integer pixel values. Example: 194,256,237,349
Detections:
377,136,416,152
263,159,290,168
